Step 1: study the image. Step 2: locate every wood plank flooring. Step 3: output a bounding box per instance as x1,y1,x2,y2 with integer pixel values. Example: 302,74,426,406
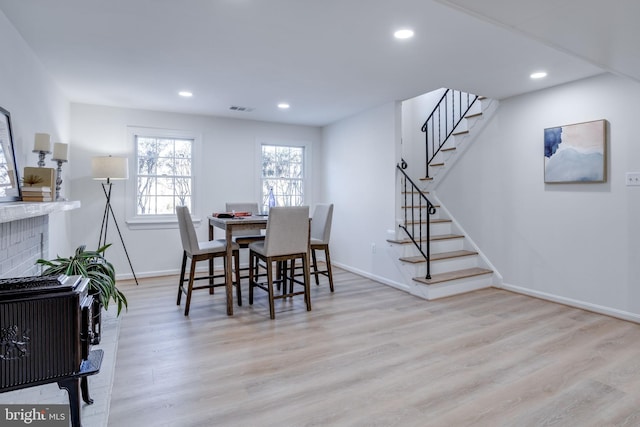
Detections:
108,269,640,427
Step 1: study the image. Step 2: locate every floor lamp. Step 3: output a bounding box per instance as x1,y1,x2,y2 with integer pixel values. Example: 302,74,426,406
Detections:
92,156,139,286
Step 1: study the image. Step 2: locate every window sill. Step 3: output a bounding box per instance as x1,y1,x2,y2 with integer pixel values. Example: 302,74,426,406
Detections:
126,215,201,230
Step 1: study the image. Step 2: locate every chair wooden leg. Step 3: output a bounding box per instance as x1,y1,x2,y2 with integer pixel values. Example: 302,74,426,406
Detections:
208,256,215,294
177,251,187,305
267,261,275,319
324,246,334,292
249,251,255,305
234,249,242,306
303,253,311,312
184,259,197,316
311,248,320,285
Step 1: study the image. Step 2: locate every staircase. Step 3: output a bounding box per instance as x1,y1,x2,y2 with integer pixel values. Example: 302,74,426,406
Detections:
389,90,499,300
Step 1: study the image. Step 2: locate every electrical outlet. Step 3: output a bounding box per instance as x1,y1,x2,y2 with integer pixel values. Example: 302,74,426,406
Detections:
626,172,640,186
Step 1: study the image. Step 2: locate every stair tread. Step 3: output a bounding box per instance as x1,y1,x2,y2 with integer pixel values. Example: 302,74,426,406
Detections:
442,147,456,152
465,112,482,119
387,233,464,244
399,250,479,264
413,267,492,285
430,162,445,167
452,129,469,136
419,177,434,181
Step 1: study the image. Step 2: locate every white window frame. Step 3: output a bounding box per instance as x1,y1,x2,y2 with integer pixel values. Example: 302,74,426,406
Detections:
125,126,202,229
256,139,312,211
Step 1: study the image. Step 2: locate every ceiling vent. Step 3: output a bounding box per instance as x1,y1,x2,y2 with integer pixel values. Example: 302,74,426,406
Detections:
229,105,254,112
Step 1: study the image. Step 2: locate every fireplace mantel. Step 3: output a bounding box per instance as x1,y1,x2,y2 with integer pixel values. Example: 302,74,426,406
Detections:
0,200,80,223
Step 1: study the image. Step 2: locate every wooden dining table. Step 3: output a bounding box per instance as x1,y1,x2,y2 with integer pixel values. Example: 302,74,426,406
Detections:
208,215,269,315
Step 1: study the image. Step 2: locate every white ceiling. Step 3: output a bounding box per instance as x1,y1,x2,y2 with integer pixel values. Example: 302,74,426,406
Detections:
1,0,633,127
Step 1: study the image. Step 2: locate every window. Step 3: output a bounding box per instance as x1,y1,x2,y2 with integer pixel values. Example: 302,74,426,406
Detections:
261,144,305,209
125,127,201,229
135,135,193,215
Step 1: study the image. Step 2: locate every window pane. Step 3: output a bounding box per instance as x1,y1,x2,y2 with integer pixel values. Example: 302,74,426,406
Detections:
261,144,304,208
135,135,193,215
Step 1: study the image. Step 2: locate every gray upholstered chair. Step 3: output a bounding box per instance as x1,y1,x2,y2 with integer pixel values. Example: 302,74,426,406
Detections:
176,205,241,316
309,203,334,292
248,206,311,319
225,202,266,247
225,202,265,285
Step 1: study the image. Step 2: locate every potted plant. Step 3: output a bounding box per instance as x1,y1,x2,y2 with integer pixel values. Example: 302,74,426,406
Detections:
37,244,127,313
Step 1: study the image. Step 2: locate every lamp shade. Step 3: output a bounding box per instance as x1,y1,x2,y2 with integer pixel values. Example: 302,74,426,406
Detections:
92,156,129,180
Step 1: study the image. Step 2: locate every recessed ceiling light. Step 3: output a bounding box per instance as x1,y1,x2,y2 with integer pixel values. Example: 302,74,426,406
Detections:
394,29,414,39
178,91,193,97
278,103,290,109
530,71,547,79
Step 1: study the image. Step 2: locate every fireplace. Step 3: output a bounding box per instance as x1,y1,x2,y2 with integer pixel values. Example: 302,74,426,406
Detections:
0,274,103,427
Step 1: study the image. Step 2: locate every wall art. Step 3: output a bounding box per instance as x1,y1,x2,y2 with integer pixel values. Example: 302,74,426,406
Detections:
544,119,607,183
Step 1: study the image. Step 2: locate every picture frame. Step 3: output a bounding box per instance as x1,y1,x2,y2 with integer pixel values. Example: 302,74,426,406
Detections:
544,119,607,183
0,106,21,201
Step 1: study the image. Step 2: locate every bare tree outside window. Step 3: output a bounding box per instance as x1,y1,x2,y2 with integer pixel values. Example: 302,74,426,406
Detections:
261,144,304,209
136,136,192,215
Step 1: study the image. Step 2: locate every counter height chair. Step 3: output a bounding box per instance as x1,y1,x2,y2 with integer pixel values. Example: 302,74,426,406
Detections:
225,202,266,247
176,205,241,316
248,206,311,319
310,203,334,292
225,202,266,285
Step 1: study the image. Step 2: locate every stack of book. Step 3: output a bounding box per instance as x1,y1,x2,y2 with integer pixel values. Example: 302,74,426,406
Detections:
22,186,53,202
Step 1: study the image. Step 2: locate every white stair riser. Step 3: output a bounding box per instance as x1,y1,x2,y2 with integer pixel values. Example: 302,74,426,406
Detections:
411,274,492,300
399,237,465,257
430,238,464,253
415,255,479,276
401,222,451,237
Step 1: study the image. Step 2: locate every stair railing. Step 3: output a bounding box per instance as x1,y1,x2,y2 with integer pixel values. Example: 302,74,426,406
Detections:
397,160,436,279
422,89,478,178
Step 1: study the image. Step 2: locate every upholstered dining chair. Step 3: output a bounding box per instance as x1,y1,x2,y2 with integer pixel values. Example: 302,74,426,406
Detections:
225,202,265,284
176,205,241,316
225,202,265,247
309,203,334,292
248,206,311,319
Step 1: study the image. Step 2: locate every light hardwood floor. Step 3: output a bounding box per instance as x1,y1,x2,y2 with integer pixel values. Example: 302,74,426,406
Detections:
108,269,640,427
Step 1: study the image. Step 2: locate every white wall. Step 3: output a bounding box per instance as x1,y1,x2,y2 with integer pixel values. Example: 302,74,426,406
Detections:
401,88,446,180
437,73,640,319
321,102,407,286
0,11,72,259
69,103,322,278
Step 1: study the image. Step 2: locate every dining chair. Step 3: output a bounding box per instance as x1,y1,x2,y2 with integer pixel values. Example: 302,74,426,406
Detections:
225,202,265,284
310,203,335,292
176,205,241,316
225,202,265,247
248,206,311,319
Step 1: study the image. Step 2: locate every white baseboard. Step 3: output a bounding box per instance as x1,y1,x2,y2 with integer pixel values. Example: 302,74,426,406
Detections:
499,282,640,324
331,261,411,293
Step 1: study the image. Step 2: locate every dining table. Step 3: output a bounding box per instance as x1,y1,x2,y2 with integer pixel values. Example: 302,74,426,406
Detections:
208,214,269,315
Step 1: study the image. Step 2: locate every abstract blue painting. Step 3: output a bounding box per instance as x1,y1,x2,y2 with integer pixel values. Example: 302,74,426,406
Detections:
544,119,607,183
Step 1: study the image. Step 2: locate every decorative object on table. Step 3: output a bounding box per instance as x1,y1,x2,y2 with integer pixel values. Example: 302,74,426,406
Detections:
51,142,68,201
33,132,51,167
544,119,607,183
265,187,276,214
21,185,52,202
23,166,56,200
92,155,139,286
0,106,21,202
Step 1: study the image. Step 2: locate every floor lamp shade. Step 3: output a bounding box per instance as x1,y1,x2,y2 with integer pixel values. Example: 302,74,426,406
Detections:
92,156,129,180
